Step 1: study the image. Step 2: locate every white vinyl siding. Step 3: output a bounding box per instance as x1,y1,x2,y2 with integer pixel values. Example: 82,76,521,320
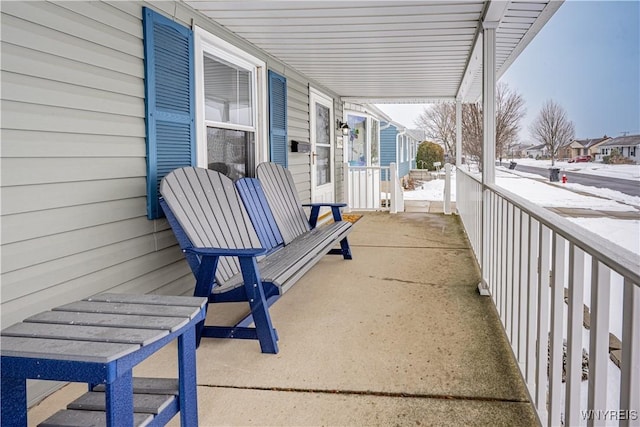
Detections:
0,0,192,404
1,0,344,404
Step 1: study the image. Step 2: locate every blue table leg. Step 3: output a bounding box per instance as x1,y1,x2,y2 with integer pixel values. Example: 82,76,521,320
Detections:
105,372,133,427
178,326,198,426
1,377,27,427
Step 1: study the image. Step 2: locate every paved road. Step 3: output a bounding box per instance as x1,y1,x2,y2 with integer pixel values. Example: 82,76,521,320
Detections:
500,163,640,198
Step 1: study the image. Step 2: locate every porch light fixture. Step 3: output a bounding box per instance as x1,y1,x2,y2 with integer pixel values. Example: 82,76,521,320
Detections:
337,120,350,136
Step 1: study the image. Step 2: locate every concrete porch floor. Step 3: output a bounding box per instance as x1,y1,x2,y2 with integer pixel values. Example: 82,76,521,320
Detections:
27,212,538,426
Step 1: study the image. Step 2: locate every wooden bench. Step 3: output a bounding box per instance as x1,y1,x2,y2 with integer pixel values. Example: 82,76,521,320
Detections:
159,164,353,354
0,293,207,427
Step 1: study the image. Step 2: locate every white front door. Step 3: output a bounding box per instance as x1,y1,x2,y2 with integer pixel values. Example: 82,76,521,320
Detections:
310,88,335,205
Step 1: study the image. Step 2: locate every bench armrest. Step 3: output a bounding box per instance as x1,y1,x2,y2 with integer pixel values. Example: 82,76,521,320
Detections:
184,247,268,257
302,203,348,228
302,203,347,208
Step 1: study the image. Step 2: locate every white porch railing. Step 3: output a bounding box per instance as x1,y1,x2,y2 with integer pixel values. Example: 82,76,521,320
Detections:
457,168,640,427
344,163,403,213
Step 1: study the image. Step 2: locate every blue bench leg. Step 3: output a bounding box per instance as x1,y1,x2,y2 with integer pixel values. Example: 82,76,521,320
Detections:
178,325,199,426
309,206,321,228
193,256,220,347
238,257,279,354
339,237,353,260
1,377,26,427
105,372,133,427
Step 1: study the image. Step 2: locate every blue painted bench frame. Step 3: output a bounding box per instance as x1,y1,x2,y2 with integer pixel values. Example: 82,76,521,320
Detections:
160,165,353,354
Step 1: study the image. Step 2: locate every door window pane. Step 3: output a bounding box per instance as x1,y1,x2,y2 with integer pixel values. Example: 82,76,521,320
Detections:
207,127,255,180
347,115,367,166
316,146,331,186
371,119,379,166
203,53,253,127
315,103,330,145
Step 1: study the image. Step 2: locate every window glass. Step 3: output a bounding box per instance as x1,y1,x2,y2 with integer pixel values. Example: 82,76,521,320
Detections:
207,127,255,180
347,115,367,166
371,119,379,166
315,103,331,185
203,53,253,127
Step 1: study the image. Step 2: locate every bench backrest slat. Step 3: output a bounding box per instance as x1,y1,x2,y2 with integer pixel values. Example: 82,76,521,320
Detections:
160,167,261,285
236,178,285,251
256,162,311,244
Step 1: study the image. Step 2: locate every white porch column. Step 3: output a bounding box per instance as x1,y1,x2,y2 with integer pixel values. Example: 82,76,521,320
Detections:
455,99,462,215
455,98,462,167
479,21,498,297
482,21,498,185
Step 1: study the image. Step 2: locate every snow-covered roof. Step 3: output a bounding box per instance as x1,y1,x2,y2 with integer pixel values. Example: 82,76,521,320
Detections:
600,134,640,147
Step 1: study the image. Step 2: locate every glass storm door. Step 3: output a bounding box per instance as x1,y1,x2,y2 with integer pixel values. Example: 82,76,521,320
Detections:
310,89,334,204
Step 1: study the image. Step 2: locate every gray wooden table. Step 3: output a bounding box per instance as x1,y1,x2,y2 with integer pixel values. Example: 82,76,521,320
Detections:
1,293,207,427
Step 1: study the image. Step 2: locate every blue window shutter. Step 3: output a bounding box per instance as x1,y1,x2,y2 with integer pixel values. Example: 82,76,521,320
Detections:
143,7,195,219
268,70,287,167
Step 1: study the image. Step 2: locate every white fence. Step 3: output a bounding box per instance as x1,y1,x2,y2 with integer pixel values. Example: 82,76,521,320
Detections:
344,163,403,213
456,168,640,427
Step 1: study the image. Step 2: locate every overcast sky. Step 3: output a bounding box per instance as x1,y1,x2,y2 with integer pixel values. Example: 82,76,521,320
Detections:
376,0,640,144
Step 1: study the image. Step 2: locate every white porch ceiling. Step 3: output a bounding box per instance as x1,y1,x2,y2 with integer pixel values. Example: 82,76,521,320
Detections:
183,1,562,103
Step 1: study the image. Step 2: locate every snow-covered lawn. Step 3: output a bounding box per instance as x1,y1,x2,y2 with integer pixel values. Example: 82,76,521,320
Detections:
405,164,640,253
510,158,640,181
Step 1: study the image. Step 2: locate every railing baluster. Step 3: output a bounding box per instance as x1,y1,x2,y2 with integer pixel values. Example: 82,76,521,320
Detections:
512,206,521,350
549,233,565,426
506,202,514,340
565,244,584,426
620,278,640,427
526,218,540,392
588,260,610,427
517,209,526,367
502,197,508,328
536,225,551,425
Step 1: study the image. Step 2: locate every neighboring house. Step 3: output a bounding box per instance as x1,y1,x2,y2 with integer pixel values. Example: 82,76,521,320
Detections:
526,143,549,158
562,136,610,161
597,134,640,163
380,121,420,181
509,143,535,158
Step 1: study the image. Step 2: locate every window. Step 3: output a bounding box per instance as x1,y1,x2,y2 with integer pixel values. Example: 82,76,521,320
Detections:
195,27,266,179
347,114,367,166
346,113,379,167
370,119,379,166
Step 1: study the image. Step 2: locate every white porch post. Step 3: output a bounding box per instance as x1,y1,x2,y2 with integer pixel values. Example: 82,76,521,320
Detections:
455,98,462,167
479,21,498,296
455,99,462,215
343,162,351,213
482,21,497,185
390,162,398,214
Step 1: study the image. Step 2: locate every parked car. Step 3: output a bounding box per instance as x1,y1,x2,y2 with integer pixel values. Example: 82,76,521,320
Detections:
569,155,591,163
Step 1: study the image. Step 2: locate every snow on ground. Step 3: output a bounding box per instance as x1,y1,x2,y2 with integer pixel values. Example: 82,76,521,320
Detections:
496,171,638,211
511,158,640,181
404,166,640,252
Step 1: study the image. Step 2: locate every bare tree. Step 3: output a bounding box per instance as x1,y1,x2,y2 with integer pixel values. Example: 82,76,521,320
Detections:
496,83,526,158
414,103,456,161
414,83,525,169
461,103,483,167
529,99,575,166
